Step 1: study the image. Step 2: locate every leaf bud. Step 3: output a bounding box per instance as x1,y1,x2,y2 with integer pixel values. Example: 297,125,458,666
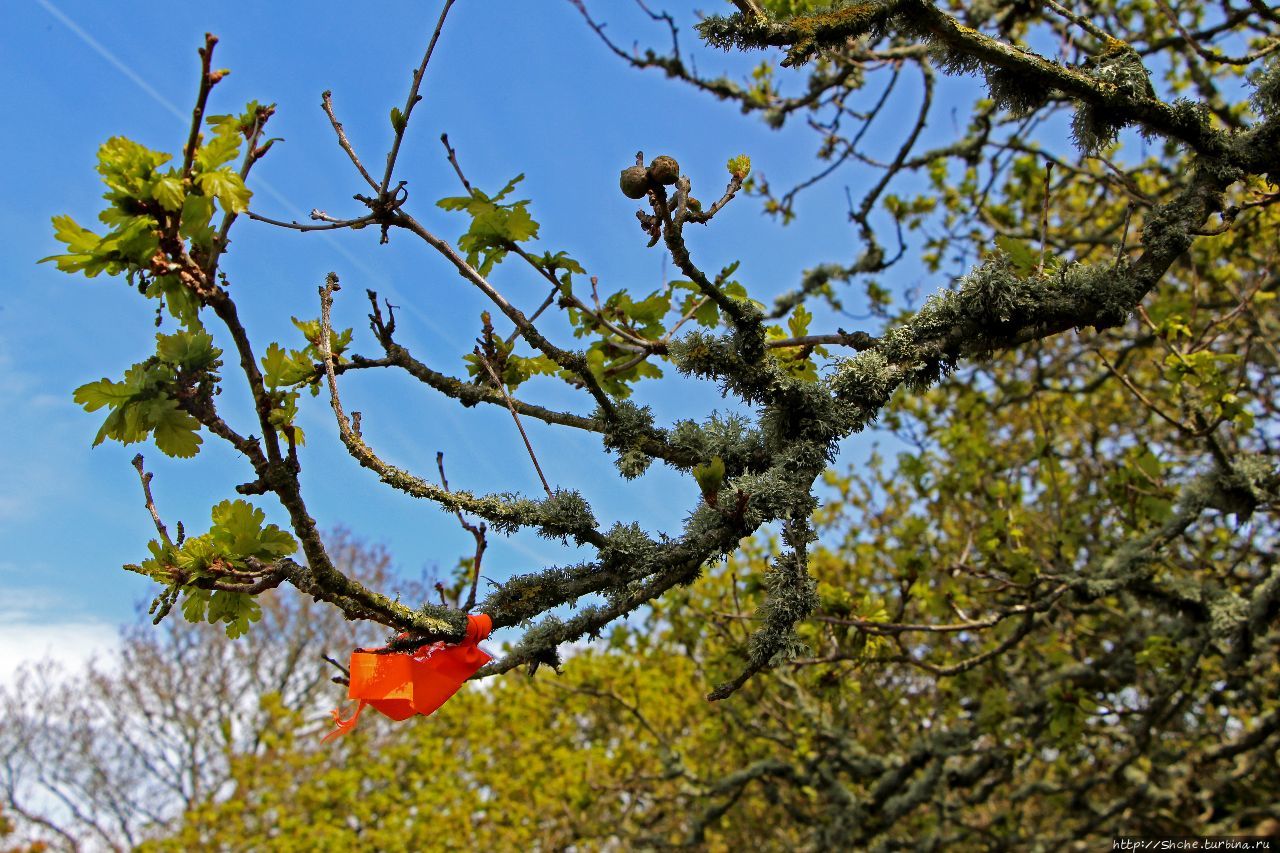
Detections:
726,154,751,180
692,455,726,504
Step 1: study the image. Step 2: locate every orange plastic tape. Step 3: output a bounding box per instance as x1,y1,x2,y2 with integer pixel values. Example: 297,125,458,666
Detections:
323,613,493,742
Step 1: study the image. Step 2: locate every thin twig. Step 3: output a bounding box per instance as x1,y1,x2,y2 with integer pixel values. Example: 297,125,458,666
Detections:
1042,0,1116,42
380,0,458,194
181,33,221,182
322,653,351,686
1116,202,1135,264
475,350,555,499
811,588,1067,635
766,330,877,350
440,133,474,195
322,653,351,678
245,210,377,232
321,90,379,190
663,295,711,341
390,209,619,419
206,103,275,276
1038,160,1054,275
682,173,747,225
317,275,581,541
131,454,173,548
437,451,488,612
1153,0,1280,65
510,248,654,350
1095,349,1196,434
504,283,559,349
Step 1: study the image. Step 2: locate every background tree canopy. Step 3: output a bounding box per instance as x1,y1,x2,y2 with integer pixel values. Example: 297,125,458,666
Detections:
7,0,1280,847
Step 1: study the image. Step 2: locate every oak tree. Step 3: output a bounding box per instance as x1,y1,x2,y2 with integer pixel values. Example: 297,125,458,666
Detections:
33,0,1280,845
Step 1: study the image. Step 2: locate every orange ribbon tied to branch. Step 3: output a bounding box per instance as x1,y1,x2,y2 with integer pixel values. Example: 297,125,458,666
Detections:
323,613,493,742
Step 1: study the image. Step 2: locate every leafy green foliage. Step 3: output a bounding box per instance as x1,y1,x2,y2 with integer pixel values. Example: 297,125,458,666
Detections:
993,234,1038,275
289,316,353,360
437,175,540,275
765,304,828,381
260,342,315,389
156,329,221,370
73,330,222,458
253,318,352,441
42,103,260,334
179,588,261,639
137,499,297,638
462,330,560,392
194,109,255,212
196,169,251,214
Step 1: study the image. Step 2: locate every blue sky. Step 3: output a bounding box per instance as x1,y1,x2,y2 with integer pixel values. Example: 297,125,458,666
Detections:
0,0,946,675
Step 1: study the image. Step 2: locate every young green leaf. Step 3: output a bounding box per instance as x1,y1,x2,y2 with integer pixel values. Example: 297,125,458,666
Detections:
73,377,138,412
146,397,203,458
994,235,1038,276
261,342,315,388
194,131,240,172
150,174,185,212
40,216,108,275
693,456,726,501
181,588,211,624
156,330,221,371
196,170,252,214
209,499,298,560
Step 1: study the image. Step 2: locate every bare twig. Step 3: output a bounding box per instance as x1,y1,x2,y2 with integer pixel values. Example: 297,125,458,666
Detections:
181,33,221,182
322,653,351,678
439,133,474,196
131,454,173,548
437,451,488,612
1117,202,1135,263
474,350,555,499
1154,0,1280,65
321,90,379,191
504,283,560,349
1042,0,1116,43
380,0,458,194
1038,160,1054,275
245,210,378,232
317,275,584,541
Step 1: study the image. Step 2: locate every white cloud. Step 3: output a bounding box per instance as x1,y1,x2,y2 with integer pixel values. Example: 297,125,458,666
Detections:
0,621,119,685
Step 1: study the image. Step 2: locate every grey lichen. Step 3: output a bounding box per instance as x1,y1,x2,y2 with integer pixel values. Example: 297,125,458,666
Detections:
831,253,1149,426
724,546,818,690
697,1,901,67
1249,58,1280,119
1207,589,1250,652
598,521,662,579
984,66,1054,117
1205,453,1278,521
598,400,658,479
1070,42,1155,153
534,489,599,543
831,348,903,413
